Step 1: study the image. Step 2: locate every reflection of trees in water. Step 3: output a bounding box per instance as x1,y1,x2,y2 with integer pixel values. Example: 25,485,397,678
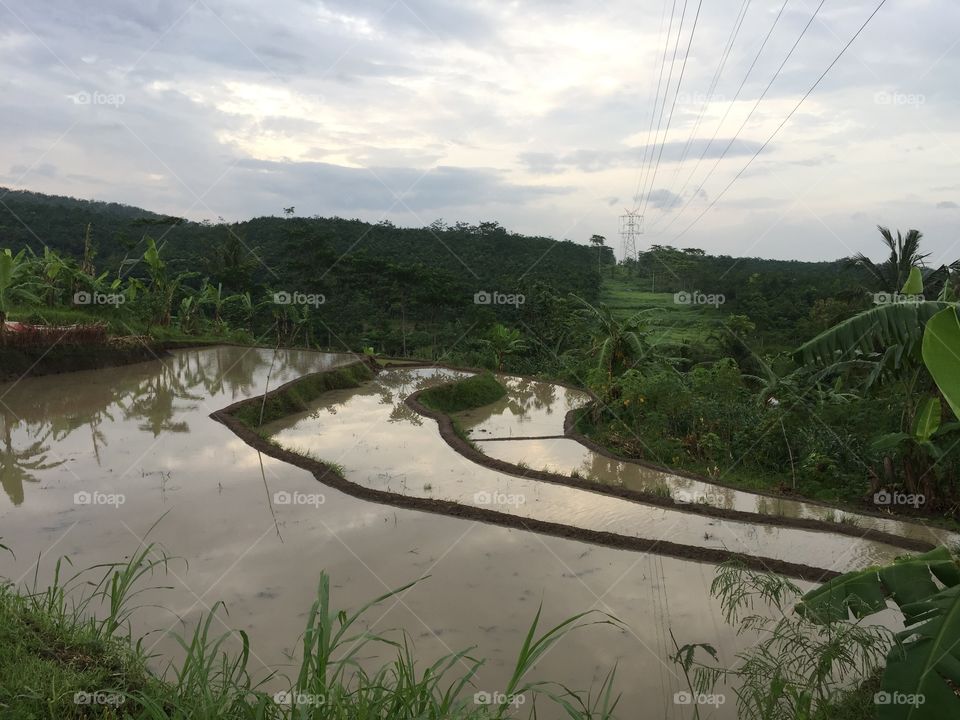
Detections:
120,363,200,437
497,378,559,419
0,346,301,506
171,346,269,400
0,407,65,506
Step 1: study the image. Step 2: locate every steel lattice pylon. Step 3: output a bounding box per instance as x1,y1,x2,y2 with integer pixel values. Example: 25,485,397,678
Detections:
619,209,644,262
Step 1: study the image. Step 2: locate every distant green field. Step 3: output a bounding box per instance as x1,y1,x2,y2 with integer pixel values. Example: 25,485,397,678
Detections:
599,277,724,347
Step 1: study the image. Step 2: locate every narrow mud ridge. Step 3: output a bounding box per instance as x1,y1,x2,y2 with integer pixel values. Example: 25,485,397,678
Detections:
213,360,844,582
406,382,936,554
475,435,569,442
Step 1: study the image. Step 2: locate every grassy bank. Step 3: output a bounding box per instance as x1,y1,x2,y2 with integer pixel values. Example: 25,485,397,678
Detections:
571,407,960,532
231,362,375,428
418,373,507,414
0,541,621,719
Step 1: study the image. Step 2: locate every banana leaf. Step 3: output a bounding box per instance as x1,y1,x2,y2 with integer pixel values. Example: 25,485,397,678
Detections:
794,302,948,366
879,583,960,719
796,547,960,624
913,397,942,442
922,306,960,420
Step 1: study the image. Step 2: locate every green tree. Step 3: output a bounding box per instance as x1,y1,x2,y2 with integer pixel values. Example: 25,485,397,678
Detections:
848,226,928,293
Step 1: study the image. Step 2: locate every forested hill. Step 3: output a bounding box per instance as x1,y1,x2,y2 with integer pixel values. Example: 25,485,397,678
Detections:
0,187,607,297
0,187,614,355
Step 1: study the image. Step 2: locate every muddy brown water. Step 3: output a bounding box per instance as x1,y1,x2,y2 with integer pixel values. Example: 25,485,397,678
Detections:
0,347,941,718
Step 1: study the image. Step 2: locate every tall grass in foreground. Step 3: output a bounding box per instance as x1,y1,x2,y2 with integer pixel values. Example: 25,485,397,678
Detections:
0,535,622,719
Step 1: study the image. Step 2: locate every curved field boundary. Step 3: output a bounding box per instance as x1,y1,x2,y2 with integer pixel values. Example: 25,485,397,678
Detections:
405,381,936,554
211,360,844,583
562,404,952,531
390,359,949,534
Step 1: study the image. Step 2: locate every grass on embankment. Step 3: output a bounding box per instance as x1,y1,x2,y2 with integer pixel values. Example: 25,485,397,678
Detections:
418,373,507,414
232,362,374,428
0,538,622,719
0,582,160,719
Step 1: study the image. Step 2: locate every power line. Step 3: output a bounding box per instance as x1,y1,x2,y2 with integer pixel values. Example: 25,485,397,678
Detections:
646,0,791,235
668,0,890,244
658,0,824,236
639,0,704,221
664,0,752,191
632,0,680,209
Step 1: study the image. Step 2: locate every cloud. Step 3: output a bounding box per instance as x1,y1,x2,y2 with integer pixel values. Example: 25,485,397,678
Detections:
937,200,959,209
1,0,960,262
518,139,765,174
225,160,569,213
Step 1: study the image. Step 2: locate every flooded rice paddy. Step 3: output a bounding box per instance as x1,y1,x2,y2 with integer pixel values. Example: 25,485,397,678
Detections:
1,346,951,718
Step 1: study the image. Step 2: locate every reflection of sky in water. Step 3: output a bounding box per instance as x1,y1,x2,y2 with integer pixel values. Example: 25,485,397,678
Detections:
266,368,914,572
0,349,936,720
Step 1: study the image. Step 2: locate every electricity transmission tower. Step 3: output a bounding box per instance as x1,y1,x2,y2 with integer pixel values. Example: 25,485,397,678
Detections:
619,209,644,262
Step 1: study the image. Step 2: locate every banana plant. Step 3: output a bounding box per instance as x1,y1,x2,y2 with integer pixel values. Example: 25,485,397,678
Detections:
796,547,960,720
198,280,242,329
0,248,41,329
142,237,195,326
871,396,960,495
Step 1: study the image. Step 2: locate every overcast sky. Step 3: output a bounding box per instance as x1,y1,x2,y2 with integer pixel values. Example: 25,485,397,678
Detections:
1,0,958,264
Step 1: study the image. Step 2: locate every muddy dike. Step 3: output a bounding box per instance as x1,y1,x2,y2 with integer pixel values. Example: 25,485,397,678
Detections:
406,377,935,555
215,361,850,583
0,342,170,382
